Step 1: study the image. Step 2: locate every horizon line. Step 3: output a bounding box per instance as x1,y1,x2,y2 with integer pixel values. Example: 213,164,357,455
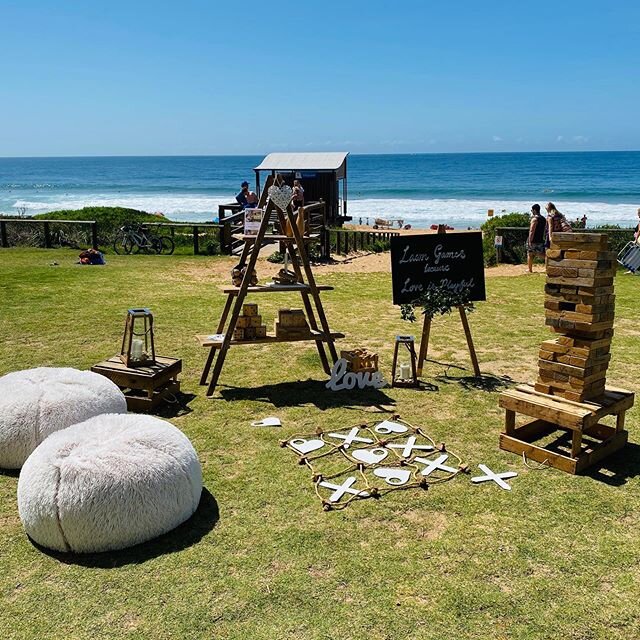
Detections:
1,149,640,160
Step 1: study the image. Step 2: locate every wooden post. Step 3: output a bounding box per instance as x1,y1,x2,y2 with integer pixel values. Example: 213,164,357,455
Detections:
193,226,199,255
416,314,432,377
0,221,7,247
43,222,52,248
458,306,481,377
91,222,98,249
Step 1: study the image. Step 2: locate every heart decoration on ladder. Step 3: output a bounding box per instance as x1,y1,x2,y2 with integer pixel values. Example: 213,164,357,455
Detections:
268,184,294,212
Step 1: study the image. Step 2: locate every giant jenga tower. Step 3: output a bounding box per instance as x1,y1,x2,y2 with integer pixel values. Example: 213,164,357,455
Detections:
498,232,634,474
536,232,616,402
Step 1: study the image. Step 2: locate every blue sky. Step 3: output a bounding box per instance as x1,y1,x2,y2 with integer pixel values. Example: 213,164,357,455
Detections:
1,0,638,156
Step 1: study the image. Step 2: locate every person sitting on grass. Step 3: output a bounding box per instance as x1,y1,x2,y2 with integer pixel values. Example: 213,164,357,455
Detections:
526,203,547,272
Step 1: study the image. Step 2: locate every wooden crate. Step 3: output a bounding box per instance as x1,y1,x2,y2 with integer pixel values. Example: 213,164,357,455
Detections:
91,355,182,413
498,384,633,474
340,349,379,373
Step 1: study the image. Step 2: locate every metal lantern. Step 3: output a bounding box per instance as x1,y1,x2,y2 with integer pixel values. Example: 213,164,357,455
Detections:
120,308,156,368
391,335,419,388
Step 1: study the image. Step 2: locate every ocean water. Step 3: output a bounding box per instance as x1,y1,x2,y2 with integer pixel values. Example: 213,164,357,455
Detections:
1,152,639,229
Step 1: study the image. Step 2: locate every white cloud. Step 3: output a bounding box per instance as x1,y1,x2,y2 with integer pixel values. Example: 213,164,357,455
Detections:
556,135,564,142
492,135,503,142
572,135,589,143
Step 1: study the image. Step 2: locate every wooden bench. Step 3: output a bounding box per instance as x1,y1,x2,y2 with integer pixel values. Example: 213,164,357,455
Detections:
498,384,634,474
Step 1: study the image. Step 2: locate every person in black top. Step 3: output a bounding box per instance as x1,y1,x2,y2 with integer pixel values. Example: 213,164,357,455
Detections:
527,203,547,273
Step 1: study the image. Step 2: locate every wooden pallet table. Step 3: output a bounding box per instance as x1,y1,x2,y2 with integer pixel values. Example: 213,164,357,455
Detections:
91,355,181,412
498,384,634,474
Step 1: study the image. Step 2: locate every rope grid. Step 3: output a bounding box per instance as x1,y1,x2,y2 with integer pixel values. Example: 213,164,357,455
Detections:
281,415,468,511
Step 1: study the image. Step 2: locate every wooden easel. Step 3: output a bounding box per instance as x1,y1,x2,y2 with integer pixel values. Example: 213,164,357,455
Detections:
416,225,481,377
197,175,342,396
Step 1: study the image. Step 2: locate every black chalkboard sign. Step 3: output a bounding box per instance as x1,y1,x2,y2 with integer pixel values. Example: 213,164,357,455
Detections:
390,232,486,305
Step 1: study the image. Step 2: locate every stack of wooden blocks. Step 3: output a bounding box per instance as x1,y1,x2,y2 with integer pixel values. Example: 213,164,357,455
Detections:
341,349,379,373
497,231,634,474
537,232,617,402
233,303,268,341
231,266,258,287
275,309,311,339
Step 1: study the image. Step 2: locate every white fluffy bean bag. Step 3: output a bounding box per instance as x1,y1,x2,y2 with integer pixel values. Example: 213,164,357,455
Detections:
0,367,127,469
17,414,203,553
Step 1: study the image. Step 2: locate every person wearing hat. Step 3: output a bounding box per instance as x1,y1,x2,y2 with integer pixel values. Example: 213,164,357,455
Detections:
236,181,250,208
236,181,259,209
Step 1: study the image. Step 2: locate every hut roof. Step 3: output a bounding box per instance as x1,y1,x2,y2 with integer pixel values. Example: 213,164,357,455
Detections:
254,152,348,171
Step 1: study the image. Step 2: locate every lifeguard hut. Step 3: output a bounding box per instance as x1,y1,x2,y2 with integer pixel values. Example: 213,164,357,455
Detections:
253,152,350,226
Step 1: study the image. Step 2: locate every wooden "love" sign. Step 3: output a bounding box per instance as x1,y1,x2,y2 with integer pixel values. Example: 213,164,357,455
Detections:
325,358,387,391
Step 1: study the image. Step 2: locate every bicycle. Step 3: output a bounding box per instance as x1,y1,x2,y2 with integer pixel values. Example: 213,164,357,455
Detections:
113,224,174,255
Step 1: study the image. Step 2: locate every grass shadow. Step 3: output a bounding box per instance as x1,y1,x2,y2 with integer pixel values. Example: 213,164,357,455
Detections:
585,442,640,486
152,392,197,418
432,363,517,392
218,379,396,410
35,487,219,568
0,468,20,478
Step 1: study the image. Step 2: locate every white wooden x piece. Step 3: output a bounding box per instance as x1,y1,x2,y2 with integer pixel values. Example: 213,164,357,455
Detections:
327,427,373,449
388,436,434,458
414,454,458,476
318,477,370,503
471,464,518,491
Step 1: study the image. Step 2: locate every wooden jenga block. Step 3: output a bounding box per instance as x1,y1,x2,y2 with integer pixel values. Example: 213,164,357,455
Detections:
552,258,613,269
547,266,578,278
546,275,614,288
550,232,609,249
243,303,258,317
546,249,563,259
278,309,307,328
274,321,311,339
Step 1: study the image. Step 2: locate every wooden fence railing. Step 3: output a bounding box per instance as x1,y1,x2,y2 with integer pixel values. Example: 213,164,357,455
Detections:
331,228,400,255
144,222,225,255
0,218,98,249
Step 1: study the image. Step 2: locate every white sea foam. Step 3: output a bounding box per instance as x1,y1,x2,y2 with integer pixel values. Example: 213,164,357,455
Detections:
346,198,639,229
4,194,638,228
7,194,229,221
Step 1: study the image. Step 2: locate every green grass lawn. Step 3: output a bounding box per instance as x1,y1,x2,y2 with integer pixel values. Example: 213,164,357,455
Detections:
1,248,639,640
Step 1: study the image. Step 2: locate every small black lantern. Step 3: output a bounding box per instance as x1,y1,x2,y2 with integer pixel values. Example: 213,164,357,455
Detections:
120,308,156,368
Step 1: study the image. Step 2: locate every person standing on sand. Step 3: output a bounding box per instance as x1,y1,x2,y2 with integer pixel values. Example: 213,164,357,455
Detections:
545,202,572,245
526,203,547,272
634,208,640,243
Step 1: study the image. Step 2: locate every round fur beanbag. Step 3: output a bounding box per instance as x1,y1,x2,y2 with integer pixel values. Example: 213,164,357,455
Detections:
0,367,127,469
18,414,203,553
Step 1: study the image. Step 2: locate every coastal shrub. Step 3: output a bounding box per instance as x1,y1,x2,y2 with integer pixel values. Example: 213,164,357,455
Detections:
590,225,634,255
267,251,285,264
371,239,391,253
480,212,530,266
